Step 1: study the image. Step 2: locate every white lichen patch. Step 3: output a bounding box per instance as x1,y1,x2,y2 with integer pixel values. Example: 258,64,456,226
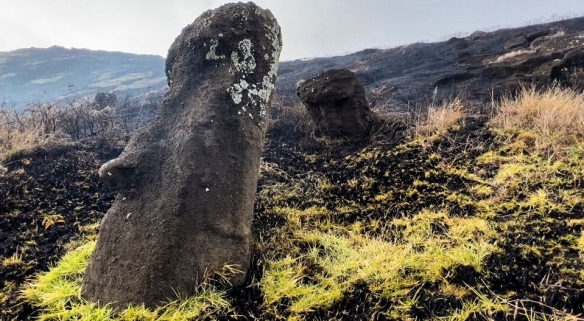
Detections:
206,39,225,60
228,86,243,104
225,11,282,123
230,39,256,74
227,78,253,105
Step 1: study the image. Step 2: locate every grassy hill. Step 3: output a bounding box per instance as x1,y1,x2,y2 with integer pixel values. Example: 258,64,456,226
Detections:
0,46,166,108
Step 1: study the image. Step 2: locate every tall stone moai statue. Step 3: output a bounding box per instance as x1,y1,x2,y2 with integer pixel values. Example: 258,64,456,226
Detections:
81,2,282,310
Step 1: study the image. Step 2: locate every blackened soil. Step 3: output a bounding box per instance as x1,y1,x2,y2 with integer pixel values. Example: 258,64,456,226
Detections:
3,116,583,320
246,118,497,320
0,143,120,319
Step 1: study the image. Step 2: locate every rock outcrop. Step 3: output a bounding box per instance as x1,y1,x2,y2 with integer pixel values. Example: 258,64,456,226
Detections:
482,31,584,92
297,69,376,138
81,2,281,310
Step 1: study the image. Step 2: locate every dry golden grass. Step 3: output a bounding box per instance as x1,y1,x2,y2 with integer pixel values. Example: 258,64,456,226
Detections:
0,121,45,160
0,107,61,160
2,247,24,267
268,99,312,135
414,98,466,139
491,86,584,158
494,48,537,63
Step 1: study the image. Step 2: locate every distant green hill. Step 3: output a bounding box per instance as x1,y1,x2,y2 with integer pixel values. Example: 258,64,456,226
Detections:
0,46,166,108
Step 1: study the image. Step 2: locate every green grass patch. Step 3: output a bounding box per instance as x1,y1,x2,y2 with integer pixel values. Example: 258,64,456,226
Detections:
21,240,233,321
260,208,497,320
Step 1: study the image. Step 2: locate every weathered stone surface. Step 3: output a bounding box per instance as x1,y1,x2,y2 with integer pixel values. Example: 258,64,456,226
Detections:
447,37,469,50
526,30,550,42
81,2,281,310
297,69,376,138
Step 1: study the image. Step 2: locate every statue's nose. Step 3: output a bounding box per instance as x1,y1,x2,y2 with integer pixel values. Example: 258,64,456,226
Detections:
98,157,138,191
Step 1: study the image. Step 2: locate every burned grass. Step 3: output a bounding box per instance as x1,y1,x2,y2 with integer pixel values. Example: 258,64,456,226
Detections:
4,87,584,320
0,143,119,318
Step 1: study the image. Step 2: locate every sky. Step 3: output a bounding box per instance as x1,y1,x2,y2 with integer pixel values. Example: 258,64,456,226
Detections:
0,0,583,61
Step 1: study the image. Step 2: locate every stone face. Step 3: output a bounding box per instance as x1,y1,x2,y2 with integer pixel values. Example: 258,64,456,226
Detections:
81,2,281,310
296,69,376,138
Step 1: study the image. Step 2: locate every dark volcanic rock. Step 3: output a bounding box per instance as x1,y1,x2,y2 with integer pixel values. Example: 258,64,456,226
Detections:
483,31,584,91
297,69,376,138
81,2,282,310
526,30,550,42
503,36,528,50
447,37,469,50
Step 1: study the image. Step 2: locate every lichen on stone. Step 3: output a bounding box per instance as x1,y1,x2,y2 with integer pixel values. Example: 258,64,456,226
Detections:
225,10,281,122
199,10,216,27
205,39,225,60
230,39,256,74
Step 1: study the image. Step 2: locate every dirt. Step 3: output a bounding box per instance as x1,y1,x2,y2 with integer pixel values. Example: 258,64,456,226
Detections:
246,118,495,321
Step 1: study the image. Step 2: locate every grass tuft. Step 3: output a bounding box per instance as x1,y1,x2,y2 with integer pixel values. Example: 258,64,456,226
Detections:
415,99,466,140
260,209,496,320
491,86,584,159
21,240,233,321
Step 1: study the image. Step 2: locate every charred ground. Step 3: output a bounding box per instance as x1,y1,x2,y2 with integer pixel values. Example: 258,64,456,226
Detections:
3,100,583,320
0,143,120,318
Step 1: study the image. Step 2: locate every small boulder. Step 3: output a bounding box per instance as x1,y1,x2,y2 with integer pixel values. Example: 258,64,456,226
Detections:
296,69,376,138
526,30,550,42
469,30,487,40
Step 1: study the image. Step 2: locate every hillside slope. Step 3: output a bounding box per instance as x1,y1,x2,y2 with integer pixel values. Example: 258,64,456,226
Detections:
3,87,584,320
276,16,584,108
0,46,166,107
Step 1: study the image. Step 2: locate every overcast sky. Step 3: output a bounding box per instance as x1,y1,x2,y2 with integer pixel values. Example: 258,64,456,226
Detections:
1,0,583,61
